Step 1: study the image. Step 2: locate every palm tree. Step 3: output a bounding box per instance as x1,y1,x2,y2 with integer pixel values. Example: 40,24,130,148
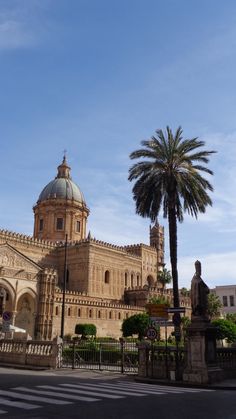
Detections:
157,268,172,294
128,126,215,308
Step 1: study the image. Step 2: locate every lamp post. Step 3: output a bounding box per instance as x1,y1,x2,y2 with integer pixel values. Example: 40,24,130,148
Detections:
60,234,68,339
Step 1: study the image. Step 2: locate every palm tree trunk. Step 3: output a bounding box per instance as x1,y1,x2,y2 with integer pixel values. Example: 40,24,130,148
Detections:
168,207,179,308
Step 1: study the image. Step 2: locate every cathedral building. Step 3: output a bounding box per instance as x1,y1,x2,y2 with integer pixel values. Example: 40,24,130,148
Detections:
0,156,181,340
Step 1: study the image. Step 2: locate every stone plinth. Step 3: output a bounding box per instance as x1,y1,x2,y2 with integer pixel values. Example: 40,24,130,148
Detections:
183,320,223,384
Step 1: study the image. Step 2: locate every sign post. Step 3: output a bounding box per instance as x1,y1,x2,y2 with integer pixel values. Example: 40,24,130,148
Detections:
2,311,12,333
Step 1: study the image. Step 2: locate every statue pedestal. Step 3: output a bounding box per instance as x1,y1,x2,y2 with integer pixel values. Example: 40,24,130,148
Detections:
183,319,223,384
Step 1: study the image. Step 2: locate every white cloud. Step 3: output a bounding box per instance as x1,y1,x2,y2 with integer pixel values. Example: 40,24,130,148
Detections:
0,0,51,50
0,20,34,49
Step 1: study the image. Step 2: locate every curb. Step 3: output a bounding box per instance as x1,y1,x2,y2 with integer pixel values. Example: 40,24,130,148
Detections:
135,376,236,390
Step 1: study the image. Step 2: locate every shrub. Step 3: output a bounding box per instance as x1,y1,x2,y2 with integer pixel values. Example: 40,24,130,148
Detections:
212,319,236,343
75,323,97,339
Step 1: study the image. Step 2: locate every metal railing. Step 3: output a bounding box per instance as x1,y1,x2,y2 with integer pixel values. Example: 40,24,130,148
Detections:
62,339,138,373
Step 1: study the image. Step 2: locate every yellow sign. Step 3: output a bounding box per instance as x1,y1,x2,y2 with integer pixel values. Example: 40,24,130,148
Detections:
146,303,169,319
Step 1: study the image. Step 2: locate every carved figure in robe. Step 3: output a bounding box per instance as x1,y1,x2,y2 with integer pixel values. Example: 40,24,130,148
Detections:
191,260,209,319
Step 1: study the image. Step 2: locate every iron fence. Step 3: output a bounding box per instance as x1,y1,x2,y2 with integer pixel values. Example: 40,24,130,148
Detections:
62,339,138,373
143,344,187,380
216,347,236,369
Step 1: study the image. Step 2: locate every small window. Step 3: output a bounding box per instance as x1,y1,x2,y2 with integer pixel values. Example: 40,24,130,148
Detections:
223,296,228,307
56,217,64,230
39,219,44,231
78,308,81,317
125,273,128,287
68,308,71,316
137,275,140,287
230,295,235,306
105,270,110,284
66,269,69,284
98,310,101,319
89,309,92,318
109,311,112,319
118,312,121,320
55,306,59,316
131,274,134,287
76,220,81,232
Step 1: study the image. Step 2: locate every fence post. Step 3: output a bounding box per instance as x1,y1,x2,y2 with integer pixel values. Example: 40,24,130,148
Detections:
72,340,76,369
120,338,124,374
99,343,102,371
52,336,63,369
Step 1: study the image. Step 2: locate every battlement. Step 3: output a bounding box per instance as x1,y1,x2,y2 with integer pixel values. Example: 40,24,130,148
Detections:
0,229,56,249
57,237,142,259
54,287,144,310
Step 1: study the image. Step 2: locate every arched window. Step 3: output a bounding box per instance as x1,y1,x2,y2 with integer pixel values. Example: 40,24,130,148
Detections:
78,308,81,317
89,309,92,318
68,307,71,316
56,217,64,230
66,269,69,284
98,310,101,319
131,274,134,287
39,218,44,231
104,270,110,284
55,306,59,316
109,311,112,319
118,312,121,320
147,275,154,287
125,272,128,287
76,220,81,232
137,275,140,287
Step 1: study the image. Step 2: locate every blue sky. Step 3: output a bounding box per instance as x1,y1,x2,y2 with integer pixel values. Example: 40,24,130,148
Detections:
0,0,236,289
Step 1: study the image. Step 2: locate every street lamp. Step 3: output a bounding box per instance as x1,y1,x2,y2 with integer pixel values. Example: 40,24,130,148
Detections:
60,234,68,339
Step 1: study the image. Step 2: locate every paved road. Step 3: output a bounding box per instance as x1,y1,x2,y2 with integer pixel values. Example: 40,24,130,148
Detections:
0,368,235,419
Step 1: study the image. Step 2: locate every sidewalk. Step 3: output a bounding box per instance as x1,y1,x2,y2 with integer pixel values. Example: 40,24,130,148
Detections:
135,375,236,390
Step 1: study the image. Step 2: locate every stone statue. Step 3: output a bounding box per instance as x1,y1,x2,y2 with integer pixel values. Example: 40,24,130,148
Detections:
191,260,209,320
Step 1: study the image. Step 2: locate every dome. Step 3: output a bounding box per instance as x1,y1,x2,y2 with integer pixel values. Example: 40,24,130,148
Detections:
37,157,86,204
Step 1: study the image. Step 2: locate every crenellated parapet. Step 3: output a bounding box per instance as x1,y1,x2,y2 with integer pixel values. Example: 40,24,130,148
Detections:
56,237,143,259
0,229,56,249
54,287,143,310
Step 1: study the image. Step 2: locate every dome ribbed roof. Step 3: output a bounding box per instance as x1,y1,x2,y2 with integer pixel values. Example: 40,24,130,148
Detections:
37,157,86,204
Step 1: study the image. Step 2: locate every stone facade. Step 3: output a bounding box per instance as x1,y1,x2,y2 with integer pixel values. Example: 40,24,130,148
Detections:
0,157,185,340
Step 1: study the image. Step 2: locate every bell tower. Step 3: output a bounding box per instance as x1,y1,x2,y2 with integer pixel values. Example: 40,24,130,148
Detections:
150,219,165,267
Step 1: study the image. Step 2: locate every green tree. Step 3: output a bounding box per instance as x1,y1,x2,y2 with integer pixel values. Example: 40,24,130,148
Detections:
208,293,222,320
122,313,149,340
157,268,172,293
75,323,97,339
212,319,236,344
148,295,170,306
128,126,215,308
181,316,191,342
226,313,236,323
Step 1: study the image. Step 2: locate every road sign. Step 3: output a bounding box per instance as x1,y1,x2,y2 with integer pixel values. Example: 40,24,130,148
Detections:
146,327,158,340
2,311,12,322
167,307,186,313
2,320,11,332
146,304,168,319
